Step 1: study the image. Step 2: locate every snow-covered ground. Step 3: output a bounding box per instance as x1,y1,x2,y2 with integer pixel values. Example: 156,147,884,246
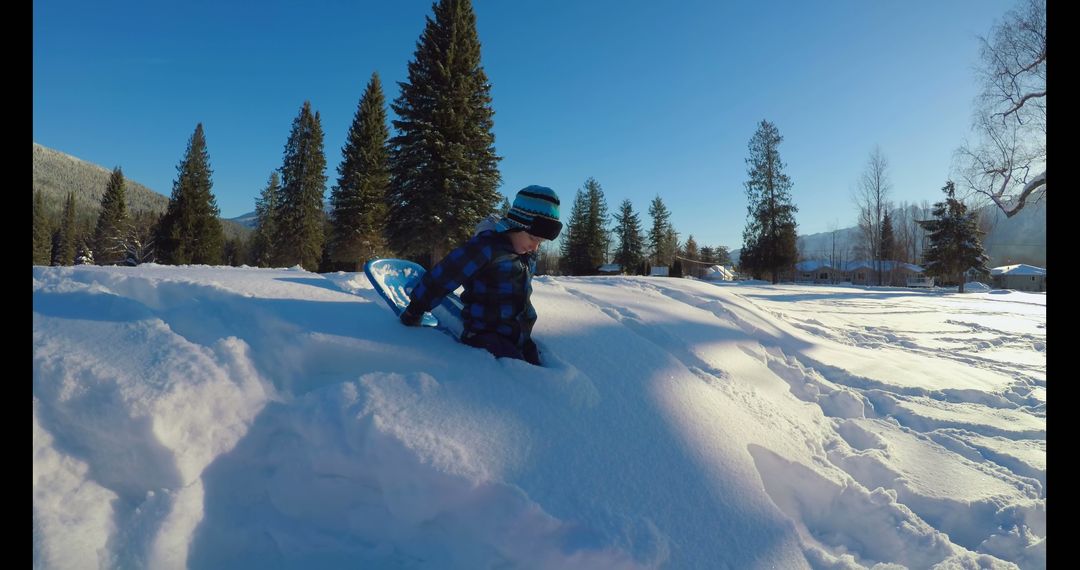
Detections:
33,265,1045,569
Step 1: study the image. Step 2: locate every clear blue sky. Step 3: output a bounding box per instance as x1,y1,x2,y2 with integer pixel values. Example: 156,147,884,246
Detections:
33,0,1016,251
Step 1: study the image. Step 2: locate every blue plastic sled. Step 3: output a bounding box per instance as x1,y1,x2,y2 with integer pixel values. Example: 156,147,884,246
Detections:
364,258,465,340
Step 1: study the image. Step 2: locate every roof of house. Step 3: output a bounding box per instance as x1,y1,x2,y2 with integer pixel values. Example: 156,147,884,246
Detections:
794,260,832,272
704,265,735,280
990,264,1046,276
794,260,924,273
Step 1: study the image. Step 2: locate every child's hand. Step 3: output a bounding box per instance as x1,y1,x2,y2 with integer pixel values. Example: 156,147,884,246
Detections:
400,307,424,326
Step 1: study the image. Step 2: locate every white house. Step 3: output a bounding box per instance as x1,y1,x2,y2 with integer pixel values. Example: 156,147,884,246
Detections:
990,264,1046,292
704,265,735,281
790,260,925,287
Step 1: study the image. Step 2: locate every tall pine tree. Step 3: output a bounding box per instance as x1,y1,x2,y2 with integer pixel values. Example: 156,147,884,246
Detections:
919,181,989,293
647,196,673,267
684,235,699,261
93,166,131,265
880,211,895,261
741,119,798,283
560,189,590,275
387,0,501,266
700,245,732,266
559,179,609,275
583,178,610,271
880,210,896,286
273,101,328,271
714,245,732,266
223,236,249,267
33,190,51,265
250,172,281,267
51,192,77,266
327,72,392,271
682,234,699,276
664,226,680,272
613,199,644,275
700,246,715,265
155,123,224,265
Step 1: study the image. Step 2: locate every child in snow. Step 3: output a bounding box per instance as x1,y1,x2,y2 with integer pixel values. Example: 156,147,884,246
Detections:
399,185,562,366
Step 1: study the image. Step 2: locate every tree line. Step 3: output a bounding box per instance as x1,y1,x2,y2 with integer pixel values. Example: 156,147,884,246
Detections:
34,0,1011,288
31,0,735,277
35,0,498,272
556,177,732,277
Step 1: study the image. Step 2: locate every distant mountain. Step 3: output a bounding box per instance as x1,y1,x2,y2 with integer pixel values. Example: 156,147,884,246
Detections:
33,142,168,214
33,142,251,240
227,200,339,230
793,227,864,262
729,229,860,267
227,211,258,229
975,198,1046,267
730,199,1045,269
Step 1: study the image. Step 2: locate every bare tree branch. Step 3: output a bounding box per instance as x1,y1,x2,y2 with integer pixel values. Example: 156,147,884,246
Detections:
957,0,1045,217
998,90,1046,121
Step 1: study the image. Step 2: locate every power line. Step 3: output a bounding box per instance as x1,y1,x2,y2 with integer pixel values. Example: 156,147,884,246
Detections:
673,255,727,266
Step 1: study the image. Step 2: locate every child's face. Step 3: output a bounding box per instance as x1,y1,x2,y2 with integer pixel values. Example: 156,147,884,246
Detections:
508,231,545,255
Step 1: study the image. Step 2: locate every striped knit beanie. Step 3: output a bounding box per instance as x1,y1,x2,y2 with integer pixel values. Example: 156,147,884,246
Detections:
496,185,562,240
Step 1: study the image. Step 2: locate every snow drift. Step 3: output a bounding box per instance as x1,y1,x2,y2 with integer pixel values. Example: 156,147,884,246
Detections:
33,265,1045,569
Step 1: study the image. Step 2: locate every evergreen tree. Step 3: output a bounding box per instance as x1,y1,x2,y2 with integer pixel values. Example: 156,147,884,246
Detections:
123,211,158,266
223,235,249,267
386,0,502,266
327,72,391,271
737,241,759,277
75,240,95,265
700,245,731,267
560,189,591,275
681,235,699,277
664,226,680,268
880,211,895,261
714,245,732,266
700,246,715,264
51,192,77,266
613,199,645,275
33,190,51,265
558,179,610,275
583,177,610,271
273,101,328,271
919,181,989,293
93,166,131,265
741,119,799,283
684,235,699,260
155,123,224,265
670,257,683,278
498,196,511,217
647,196,673,266
535,247,560,276
250,172,281,267
880,210,896,283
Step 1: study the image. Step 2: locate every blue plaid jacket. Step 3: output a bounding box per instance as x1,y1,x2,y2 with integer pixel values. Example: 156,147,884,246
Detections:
407,230,537,347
